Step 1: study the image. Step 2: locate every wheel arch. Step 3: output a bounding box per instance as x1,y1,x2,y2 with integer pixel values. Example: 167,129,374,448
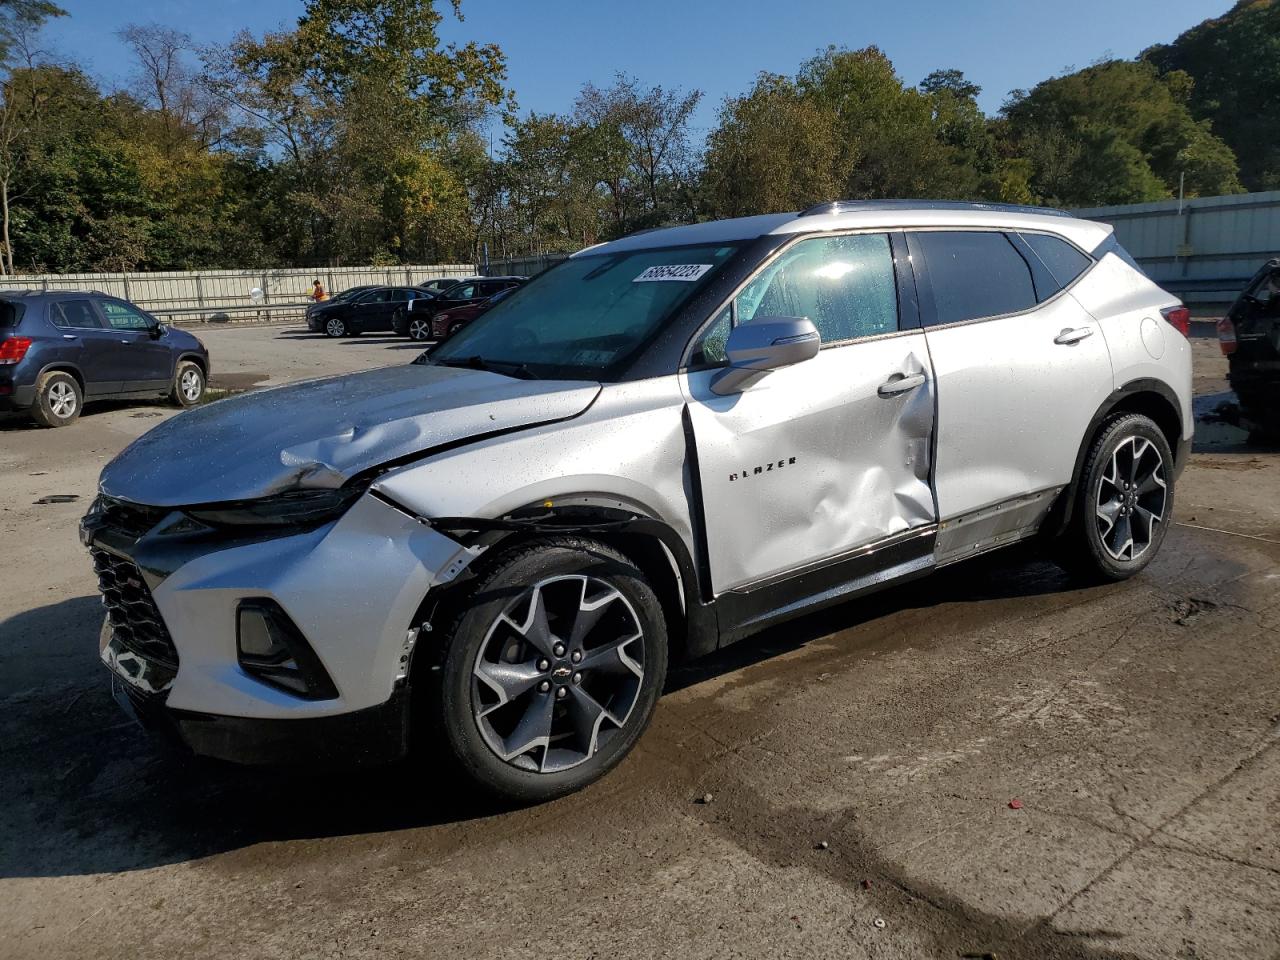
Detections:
177,352,207,377
400,497,718,689
1044,379,1184,540
36,361,85,393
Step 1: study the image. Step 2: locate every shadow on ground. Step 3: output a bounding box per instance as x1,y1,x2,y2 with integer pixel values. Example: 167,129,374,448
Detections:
0,547,1081,882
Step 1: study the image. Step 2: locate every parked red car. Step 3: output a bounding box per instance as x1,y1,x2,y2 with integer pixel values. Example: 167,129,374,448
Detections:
430,285,519,341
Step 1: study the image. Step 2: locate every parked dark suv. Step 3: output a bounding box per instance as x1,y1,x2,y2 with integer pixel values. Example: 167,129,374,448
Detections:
310,285,434,338
392,276,526,340
0,291,209,427
1219,260,1280,432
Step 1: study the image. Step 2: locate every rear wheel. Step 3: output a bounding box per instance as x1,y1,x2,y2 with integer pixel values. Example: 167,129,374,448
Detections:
408,316,432,341
429,539,667,803
170,360,204,407
1058,412,1173,581
30,371,82,427
324,316,347,338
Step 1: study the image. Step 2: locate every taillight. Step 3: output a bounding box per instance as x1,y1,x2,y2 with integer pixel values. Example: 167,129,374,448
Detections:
0,336,32,365
1161,305,1191,337
1217,317,1237,356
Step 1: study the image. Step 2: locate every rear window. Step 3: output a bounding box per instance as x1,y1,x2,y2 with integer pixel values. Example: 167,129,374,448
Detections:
1019,232,1092,292
914,231,1038,325
0,299,23,328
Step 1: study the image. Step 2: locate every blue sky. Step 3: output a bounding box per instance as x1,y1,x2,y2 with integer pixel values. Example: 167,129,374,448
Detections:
43,0,1229,134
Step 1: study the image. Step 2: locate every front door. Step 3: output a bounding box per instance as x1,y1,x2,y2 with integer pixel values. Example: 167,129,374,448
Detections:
98,299,172,391
681,231,937,598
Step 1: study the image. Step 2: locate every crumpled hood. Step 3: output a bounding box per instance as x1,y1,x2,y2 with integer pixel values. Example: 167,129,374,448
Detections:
100,363,601,507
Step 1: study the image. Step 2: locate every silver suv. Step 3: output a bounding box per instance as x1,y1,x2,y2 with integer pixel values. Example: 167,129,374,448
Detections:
82,201,1192,801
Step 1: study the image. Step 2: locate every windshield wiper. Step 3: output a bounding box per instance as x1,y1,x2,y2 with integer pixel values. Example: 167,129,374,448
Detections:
434,355,537,380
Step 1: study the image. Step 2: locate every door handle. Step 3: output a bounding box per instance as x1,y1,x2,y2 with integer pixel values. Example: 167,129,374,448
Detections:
62,334,77,340
877,372,926,397
1054,327,1094,345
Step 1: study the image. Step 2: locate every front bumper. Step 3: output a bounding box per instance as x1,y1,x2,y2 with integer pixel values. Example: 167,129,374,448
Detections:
82,492,481,764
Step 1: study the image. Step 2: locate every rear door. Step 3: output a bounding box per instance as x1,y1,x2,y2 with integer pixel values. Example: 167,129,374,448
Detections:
682,231,937,597
98,298,172,391
910,229,1113,558
49,298,123,395
1225,263,1280,378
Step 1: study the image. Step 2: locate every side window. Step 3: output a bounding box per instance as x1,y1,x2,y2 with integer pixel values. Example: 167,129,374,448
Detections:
1019,232,1092,292
99,300,153,331
913,231,1037,325
689,306,732,367
359,289,390,304
736,233,898,345
52,300,102,329
451,284,477,300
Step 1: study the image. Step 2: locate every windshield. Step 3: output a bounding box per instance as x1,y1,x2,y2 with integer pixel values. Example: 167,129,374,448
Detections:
429,243,741,380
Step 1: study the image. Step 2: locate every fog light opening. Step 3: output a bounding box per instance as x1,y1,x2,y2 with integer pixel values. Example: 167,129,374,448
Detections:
236,599,339,701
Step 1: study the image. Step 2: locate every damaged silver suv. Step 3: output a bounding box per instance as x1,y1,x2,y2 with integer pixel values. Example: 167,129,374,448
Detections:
82,201,1192,802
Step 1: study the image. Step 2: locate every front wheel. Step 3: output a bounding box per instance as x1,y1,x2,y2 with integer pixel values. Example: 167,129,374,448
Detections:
430,539,668,803
171,360,205,407
324,316,347,338
1058,412,1174,581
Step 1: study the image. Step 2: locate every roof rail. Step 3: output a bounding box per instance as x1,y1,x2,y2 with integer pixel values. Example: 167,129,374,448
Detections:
797,199,1072,218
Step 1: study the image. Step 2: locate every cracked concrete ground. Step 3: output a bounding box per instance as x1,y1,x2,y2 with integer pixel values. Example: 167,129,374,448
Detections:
1,327,1277,960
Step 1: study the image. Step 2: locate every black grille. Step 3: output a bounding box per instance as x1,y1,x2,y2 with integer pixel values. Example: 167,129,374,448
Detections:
92,548,179,670
95,495,170,540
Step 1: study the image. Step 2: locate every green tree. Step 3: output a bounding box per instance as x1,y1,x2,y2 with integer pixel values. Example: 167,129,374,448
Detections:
1001,59,1241,206
1144,0,1280,190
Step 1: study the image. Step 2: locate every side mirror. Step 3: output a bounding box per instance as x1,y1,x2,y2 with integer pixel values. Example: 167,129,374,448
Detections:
710,315,820,396
149,322,165,340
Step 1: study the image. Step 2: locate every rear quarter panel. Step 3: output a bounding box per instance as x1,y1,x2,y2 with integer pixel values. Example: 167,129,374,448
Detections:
1069,253,1193,442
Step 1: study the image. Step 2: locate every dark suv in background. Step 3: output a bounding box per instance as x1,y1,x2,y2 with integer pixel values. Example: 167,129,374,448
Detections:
1219,259,1280,433
0,290,209,427
393,276,526,340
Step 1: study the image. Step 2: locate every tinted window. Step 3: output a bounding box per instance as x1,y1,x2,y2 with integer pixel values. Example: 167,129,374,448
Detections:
914,231,1037,325
357,289,391,304
449,284,477,300
0,298,24,328
52,300,101,329
1020,232,1092,291
736,233,898,344
100,300,152,331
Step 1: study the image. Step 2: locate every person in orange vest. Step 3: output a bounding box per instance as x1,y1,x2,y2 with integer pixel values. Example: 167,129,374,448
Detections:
310,279,329,302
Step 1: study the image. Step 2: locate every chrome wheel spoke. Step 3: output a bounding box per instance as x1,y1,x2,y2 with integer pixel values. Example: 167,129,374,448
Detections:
500,689,555,763
566,684,611,756
474,660,543,717
579,633,643,678
1095,497,1121,534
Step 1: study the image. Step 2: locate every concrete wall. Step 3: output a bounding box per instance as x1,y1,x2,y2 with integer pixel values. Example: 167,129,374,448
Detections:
0,263,477,322
1072,191,1280,314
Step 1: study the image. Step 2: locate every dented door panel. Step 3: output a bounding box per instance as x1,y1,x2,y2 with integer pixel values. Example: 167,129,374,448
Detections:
682,335,936,594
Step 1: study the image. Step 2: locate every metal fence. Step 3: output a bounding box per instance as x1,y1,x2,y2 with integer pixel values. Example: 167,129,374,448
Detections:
1072,190,1280,315
0,263,477,323
483,253,569,278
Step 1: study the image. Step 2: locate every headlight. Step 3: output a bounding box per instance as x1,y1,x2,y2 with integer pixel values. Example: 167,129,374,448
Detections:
185,486,364,528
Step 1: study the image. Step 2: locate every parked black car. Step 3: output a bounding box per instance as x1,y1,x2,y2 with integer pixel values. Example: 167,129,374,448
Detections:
392,276,527,340
1219,260,1280,432
0,290,209,427
304,284,376,331
309,285,436,337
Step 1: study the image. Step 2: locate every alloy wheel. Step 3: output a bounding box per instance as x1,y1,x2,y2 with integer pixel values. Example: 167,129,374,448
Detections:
471,574,645,774
180,368,202,402
48,381,77,419
409,318,431,341
1095,435,1167,561
325,318,345,337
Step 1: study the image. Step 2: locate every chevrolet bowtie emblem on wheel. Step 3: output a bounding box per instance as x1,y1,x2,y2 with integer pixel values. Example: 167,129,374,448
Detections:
552,666,573,680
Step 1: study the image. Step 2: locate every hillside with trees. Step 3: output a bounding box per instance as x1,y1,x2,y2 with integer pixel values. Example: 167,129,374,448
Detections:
0,0,1270,273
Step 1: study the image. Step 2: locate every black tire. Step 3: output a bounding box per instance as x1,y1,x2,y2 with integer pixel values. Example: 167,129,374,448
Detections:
29,371,82,427
170,360,205,407
429,538,668,803
1057,412,1174,582
323,316,347,338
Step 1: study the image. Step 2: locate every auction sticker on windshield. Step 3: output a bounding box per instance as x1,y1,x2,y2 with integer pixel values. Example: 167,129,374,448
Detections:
633,264,713,282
